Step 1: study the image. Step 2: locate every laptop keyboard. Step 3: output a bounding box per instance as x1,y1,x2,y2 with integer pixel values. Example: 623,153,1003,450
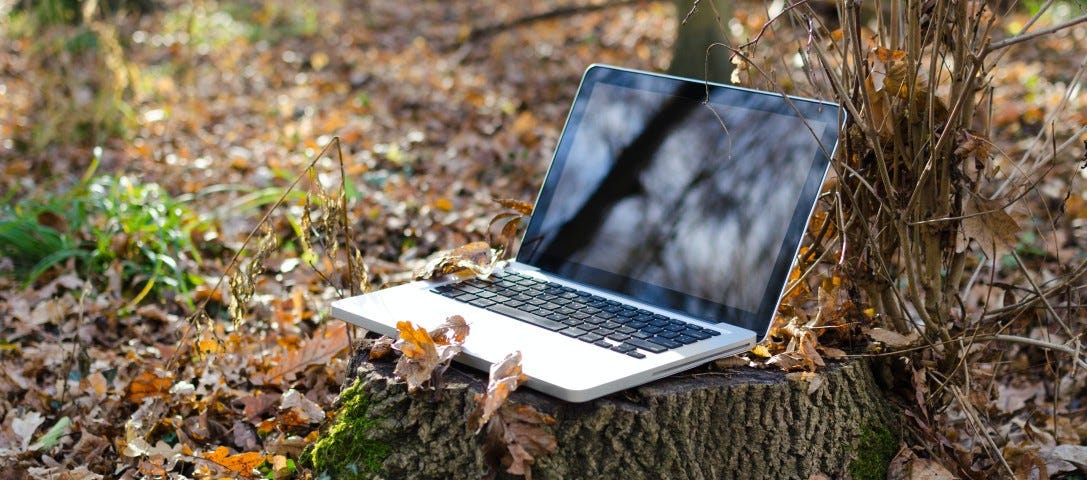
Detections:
431,271,720,359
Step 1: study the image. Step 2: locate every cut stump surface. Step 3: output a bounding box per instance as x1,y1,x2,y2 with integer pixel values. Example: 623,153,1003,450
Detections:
318,350,900,480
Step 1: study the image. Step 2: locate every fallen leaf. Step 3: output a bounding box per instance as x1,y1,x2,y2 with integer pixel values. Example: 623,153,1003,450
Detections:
414,241,497,280
279,389,326,426
471,351,527,432
887,446,957,480
12,411,45,452
369,336,395,360
866,327,918,348
125,370,175,403
202,445,267,476
28,416,71,451
257,322,350,385
494,404,556,477
961,196,1020,260
1040,444,1087,475
430,314,470,344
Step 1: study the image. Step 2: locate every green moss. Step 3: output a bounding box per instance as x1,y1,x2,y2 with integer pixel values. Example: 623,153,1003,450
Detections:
301,380,389,479
848,425,898,480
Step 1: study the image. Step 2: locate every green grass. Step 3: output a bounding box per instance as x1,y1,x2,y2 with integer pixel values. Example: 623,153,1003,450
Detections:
0,154,210,308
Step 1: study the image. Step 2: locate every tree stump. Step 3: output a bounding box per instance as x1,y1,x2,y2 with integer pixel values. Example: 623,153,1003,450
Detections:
307,350,901,480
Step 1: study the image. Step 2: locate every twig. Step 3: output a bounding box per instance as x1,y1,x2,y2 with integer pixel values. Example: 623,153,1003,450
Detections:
975,334,1087,370
985,13,1087,54
949,385,1016,478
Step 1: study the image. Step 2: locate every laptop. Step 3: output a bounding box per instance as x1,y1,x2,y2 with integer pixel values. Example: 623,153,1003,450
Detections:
333,64,842,402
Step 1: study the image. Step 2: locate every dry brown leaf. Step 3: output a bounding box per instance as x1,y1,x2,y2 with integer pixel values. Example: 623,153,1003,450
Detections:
495,404,557,478
429,314,470,345
392,319,467,391
962,196,1020,260
471,351,528,432
866,327,918,348
414,241,497,280
494,198,533,216
256,322,350,385
369,336,395,360
887,447,957,480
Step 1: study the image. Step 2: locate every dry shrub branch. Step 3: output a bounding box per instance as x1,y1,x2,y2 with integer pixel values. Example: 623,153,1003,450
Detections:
732,0,1087,476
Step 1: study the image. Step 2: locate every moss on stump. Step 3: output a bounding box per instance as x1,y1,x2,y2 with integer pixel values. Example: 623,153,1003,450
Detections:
310,353,900,479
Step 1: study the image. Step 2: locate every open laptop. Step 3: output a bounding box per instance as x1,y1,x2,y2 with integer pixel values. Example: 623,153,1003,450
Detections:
333,64,841,402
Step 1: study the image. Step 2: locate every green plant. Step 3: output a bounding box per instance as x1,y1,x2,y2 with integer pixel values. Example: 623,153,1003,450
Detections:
0,155,209,307
849,425,899,480
6,0,136,152
301,380,389,479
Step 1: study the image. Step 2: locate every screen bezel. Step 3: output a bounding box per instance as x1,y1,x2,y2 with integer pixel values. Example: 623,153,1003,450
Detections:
515,64,842,342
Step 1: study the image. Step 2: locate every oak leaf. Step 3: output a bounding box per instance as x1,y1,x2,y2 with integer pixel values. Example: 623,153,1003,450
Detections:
202,445,267,475
489,404,557,479
415,241,498,280
256,321,350,386
392,317,468,391
471,351,528,432
866,327,918,348
125,370,174,403
961,196,1020,260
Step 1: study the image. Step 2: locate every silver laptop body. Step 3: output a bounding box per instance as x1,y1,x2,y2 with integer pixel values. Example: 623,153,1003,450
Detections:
333,64,842,402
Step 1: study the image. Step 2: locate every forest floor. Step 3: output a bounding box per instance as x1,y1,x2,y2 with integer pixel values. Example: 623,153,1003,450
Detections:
1,0,1086,478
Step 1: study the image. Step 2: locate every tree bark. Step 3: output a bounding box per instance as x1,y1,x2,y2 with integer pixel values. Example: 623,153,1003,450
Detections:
321,351,901,479
669,0,734,83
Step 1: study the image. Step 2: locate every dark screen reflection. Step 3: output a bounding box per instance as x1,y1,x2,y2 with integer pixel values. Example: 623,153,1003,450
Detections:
522,81,828,324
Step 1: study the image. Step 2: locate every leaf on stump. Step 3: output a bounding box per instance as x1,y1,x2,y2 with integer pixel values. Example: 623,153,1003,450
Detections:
392,318,468,392
492,404,557,478
471,351,527,432
369,336,395,360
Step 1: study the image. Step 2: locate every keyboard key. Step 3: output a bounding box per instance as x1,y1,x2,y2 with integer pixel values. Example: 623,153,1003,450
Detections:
489,304,566,331
685,329,711,340
624,338,667,354
606,332,631,342
469,298,496,308
626,351,646,359
560,327,589,338
579,333,604,343
611,343,636,353
647,336,683,349
674,334,698,345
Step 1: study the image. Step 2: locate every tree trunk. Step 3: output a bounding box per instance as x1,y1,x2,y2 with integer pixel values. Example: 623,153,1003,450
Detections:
669,0,734,83
307,351,902,480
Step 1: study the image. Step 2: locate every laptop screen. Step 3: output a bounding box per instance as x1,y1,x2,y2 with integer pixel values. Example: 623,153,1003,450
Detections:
516,65,841,338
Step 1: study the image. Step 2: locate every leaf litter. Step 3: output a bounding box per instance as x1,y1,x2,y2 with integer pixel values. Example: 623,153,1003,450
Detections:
1,0,1086,478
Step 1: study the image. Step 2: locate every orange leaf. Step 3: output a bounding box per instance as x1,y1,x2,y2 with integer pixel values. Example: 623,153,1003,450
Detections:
392,319,467,391
494,198,534,216
256,322,350,386
202,446,267,475
125,370,174,403
429,315,470,345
